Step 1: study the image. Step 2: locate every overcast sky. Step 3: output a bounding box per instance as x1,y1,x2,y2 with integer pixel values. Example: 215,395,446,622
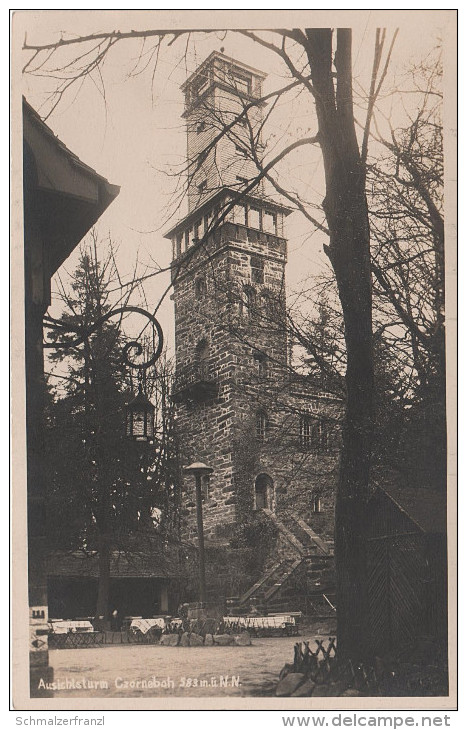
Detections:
14,10,453,357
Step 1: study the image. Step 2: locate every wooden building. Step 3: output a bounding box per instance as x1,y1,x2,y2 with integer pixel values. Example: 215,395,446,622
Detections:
23,98,119,694
366,484,447,656
47,550,175,619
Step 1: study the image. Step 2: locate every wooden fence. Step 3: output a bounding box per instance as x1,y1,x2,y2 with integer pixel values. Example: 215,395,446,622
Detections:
285,637,448,696
49,629,162,649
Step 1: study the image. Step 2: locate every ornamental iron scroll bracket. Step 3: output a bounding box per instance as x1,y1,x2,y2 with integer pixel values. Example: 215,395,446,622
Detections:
43,306,164,371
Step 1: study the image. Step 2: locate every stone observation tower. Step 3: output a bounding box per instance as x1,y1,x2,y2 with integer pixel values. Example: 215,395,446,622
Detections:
165,53,340,612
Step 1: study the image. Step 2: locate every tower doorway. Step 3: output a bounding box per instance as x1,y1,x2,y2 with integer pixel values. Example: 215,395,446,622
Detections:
255,473,274,510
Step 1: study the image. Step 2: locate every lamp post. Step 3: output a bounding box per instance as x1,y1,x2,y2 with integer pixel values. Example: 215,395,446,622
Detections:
43,305,164,627
184,462,213,605
44,305,163,441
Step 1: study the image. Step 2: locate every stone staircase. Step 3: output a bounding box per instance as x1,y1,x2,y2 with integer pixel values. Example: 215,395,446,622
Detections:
235,510,335,615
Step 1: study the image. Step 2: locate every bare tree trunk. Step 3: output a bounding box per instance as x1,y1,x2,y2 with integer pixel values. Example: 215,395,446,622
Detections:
306,28,374,660
95,531,111,622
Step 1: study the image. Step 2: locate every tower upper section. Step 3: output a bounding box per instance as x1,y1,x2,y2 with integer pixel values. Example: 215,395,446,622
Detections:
165,52,291,266
182,52,267,213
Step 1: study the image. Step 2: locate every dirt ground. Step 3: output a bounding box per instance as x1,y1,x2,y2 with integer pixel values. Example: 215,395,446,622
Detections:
43,620,337,698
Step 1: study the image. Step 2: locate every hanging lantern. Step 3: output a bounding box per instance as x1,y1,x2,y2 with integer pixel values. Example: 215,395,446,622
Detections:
126,387,155,442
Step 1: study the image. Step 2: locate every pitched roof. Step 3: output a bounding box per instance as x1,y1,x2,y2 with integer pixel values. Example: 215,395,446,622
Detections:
47,548,178,580
23,97,120,276
377,484,447,535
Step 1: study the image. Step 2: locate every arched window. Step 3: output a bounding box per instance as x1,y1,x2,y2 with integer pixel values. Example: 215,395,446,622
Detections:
255,473,274,510
311,492,322,513
256,410,268,442
234,296,244,318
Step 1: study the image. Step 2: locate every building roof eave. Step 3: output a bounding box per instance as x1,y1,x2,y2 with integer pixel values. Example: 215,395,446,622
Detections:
23,97,120,276
164,187,293,239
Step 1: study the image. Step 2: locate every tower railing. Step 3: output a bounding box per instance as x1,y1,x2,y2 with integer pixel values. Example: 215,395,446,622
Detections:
172,362,218,402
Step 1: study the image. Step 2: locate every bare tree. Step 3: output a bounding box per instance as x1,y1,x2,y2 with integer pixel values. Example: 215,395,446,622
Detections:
24,26,428,660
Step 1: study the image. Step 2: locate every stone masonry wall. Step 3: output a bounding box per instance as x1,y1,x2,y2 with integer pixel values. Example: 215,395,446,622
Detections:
173,220,290,540
173,222,341,548
171,54,340,594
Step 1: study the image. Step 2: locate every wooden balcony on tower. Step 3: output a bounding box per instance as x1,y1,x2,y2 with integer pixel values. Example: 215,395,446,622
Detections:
172,362,218,402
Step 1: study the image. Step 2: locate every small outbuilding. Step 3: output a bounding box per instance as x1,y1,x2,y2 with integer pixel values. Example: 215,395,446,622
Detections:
366,484,447,656
47,549,176,619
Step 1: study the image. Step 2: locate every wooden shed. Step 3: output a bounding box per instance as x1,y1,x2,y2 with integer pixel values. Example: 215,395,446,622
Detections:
366,485,447,656
47,548,178,619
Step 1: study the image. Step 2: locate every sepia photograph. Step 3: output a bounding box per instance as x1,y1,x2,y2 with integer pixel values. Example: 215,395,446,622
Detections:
11,9,457,710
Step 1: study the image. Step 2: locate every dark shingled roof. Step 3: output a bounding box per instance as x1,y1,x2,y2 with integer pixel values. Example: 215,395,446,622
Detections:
23,97,120,277
377,484,447,535
47,548,178,580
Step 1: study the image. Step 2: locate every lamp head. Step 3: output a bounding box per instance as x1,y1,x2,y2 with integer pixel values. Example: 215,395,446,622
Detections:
184,462,214,477
125,388,155,442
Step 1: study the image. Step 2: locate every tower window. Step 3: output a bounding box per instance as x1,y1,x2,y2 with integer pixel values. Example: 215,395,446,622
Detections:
195,339,210,378
202,474,210,501
198,180,207,194
260,289,274,318
248,207,260,230
193,74,209,98
244,286,256,318
197,121,206,133
315,419,332,451
300,415,312,450
231,72,251,96
251,256,264,284
193,219,202,241
175,233,182,257
256,411,268,442
195,277,207,299
311,493,322,513
233,204,247,225
263,212,276,235
254,473,274,511
300,415,332,451
254,354,268,379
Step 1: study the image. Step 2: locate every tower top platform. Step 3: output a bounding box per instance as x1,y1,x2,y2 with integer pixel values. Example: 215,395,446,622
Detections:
181,51,267,92
181,51,267,117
